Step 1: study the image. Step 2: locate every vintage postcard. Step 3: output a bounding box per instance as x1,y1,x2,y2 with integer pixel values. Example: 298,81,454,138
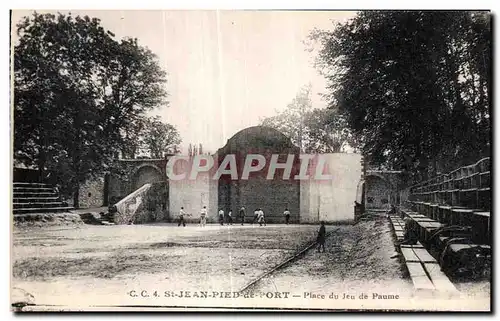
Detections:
10,9,491,312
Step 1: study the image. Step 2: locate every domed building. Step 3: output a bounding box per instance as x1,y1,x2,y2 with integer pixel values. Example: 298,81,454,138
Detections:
93,125,365,224
216,126,302,223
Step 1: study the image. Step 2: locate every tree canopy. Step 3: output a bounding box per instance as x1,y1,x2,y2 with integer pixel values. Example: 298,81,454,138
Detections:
312,11,490,179
14,12,169,206
261,85,355,153
141,116,181,158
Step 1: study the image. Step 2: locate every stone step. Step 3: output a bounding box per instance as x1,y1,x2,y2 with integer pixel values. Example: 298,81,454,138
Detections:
13,187,55,192
13,182,52,187
13,202,67,209
13,192,58,198
79,212,114,225
13,197,60,203
12,182,72,215
13,206,74,214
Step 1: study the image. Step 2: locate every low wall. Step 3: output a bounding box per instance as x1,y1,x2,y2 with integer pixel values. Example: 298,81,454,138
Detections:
114,182,169,224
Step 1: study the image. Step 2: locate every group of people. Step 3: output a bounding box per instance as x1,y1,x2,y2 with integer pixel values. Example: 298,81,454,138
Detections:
177,205,208,227
177,206,328,253
250,208,266,226
177,206,293,227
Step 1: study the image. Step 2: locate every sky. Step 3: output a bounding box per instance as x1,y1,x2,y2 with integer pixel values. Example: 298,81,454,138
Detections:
11,10,356,153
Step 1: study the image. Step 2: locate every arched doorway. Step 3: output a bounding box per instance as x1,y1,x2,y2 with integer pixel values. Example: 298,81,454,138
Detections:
364,174,393,210
130,164,169,222
131,164,164,191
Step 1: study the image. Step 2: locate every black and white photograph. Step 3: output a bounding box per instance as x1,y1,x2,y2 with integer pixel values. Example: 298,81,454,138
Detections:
9,8,491,312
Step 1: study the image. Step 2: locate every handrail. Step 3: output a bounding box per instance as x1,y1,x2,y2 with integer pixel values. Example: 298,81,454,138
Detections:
408,157,490,190
113,183,152,224
114,183,151,209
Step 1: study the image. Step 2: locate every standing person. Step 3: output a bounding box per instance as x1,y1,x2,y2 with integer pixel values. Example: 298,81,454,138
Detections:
218,208,224,226
227,210,233,225
252,208,259,224
238,206,246,225
258,208,266,227
199,206,207,227
284,208,291,225
317,221,326,252
178,207,186,227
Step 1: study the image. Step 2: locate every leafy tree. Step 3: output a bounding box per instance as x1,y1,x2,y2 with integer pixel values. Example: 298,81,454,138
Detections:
141,116,181,158
261,85,354,153
261,85,312,152
120,117,147,159
14,12,168,206
312,11,490,180
303,108,357,153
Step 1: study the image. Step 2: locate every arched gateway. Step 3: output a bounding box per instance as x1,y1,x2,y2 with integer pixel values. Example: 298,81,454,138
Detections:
131,164,165,191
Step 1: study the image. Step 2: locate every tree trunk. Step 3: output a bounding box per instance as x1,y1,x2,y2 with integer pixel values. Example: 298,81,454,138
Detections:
73,180,80,208
37,156,45,183
72,104,82,209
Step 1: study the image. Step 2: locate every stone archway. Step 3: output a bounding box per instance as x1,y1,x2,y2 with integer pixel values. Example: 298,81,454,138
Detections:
131,164,165,191
129,164,169,222
364,174,394,210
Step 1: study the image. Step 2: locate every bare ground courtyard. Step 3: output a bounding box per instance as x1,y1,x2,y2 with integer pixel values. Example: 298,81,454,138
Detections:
11,217,490,311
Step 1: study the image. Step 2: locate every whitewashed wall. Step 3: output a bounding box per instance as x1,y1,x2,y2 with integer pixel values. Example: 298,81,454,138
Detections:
169,171,218,223
300,153,363,223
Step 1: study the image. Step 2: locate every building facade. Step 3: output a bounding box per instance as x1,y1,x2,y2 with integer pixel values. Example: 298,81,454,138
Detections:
77,126,368,224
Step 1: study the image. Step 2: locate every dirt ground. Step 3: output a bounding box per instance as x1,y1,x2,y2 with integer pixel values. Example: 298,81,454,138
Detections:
12,223,320,306
11,218,490,311
254,218,412,294
250,218,490,311
13,213,84,228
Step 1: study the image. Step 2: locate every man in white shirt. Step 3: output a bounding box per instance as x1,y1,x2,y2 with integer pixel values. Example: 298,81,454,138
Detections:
218,209,224,226
258,208,266,227
200,206,207,227
284,208,291,225
252,208,259,224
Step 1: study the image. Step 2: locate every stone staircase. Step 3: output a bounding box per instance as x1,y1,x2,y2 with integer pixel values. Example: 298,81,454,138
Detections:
77,210,115,225
13,182,74,215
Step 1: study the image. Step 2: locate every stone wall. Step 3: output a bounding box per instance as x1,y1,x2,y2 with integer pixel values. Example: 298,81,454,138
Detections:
108,172,128,206
365,175,391,209
78,177,105,209
225,177,300,224
364,170,405,209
